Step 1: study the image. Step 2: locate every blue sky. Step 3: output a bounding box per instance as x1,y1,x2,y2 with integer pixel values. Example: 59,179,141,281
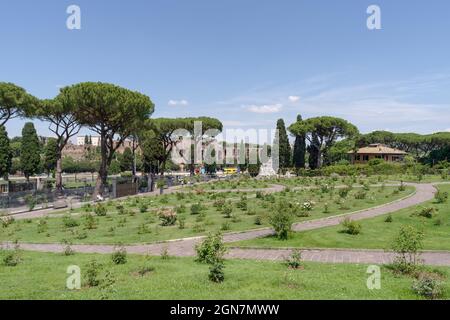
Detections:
1,0,450,140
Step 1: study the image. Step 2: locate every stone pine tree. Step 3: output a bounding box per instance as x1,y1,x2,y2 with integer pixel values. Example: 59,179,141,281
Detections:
20,122,41,181
0,82,38,126
289,116,359,169
60,82,154,198
36,99,81,195
292,114,306,169
0,125,12,180
276,119,291,170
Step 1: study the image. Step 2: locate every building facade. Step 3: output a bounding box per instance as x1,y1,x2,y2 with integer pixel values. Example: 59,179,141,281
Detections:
348,144,407,164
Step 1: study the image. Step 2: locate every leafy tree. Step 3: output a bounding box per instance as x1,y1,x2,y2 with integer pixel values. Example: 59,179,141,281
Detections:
84,135,89,145
275,119,291,170
20,122,41,181
269,202,293,240
144,117,222,176
9,137,22,158
289,116,359,169
0,126,12,179
119,147,134,172
292,114,306,168
204,147,217,174
391,225,424,274
326,139,355,165
0,82,38,126
186,117,223,175
35,98,82,194
139,129,165,175
43,138,58,176
59,82,154,197
358,131,450,161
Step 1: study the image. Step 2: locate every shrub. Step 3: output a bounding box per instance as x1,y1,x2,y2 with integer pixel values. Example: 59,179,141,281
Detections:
412,273,443,300
1,216,14,228
85,259,102,287
340,217,362,235
269,203,293,240
220,222,231,231
195,232,227,264
390,225,424,274
137,265,155,277
254,216,262,225
284,250,302,269
116,204,126,215
416,207,435,219
63,244,75,256
221,203,233,218
2,245,21,267
111,246,127,265
213,199,225,208
301,201,315,212
236,195,248,211
178,216,186,229
384,214,393,223
209,261,225,283
192,223,206,233
190,203,203,215
160,247,170,260
434,190,448,204
83,214,97,230
62,215,79,228
137,223,151,234
338,187,351,198
158,209,177,226
354,190,367,200
99,270,117,300
24,194,36,211
94,203,107,216
139,203,149,213
37,219,48,233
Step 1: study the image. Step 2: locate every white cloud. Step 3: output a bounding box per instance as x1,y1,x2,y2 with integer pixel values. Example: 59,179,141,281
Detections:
168,99,189,106
246,104,283,114
288,95,300,103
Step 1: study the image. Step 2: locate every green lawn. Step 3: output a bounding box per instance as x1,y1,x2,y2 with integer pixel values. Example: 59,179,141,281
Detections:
0,186,413,245
388,174,449,183
234,185,450,251
0,250,448,300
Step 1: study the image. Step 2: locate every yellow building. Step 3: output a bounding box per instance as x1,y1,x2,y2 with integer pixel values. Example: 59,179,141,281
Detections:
348,144,407,164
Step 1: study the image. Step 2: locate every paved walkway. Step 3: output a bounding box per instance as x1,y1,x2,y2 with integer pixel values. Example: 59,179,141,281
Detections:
3,182,448,266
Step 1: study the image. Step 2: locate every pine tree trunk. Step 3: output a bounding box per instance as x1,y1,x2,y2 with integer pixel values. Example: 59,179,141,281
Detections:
55,156,63,196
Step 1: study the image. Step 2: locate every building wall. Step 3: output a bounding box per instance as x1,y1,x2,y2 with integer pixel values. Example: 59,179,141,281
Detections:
350,153,405,164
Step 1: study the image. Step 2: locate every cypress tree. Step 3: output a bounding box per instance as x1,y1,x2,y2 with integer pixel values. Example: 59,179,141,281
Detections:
276,119,291,169
43,138,58,176
308,133,320,170
0,125,12,180
20,122,41,181
292,114,306,169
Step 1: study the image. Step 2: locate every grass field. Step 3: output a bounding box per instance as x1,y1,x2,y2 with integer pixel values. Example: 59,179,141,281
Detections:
1,250,448,300
234,185,450,251
0,186,413,245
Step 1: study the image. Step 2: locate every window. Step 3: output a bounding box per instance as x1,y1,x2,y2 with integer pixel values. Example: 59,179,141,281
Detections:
363,155,369,161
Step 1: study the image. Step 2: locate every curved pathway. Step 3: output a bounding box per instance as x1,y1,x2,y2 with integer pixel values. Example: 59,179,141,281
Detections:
3,182,449,265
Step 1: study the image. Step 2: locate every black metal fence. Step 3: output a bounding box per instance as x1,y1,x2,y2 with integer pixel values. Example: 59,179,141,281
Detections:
0,174,228,213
